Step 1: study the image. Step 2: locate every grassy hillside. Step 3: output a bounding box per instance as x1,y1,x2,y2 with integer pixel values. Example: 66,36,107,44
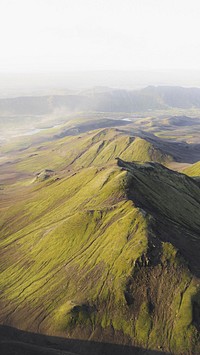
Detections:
0,128,173,189
183,161,200,177
0,126,200,355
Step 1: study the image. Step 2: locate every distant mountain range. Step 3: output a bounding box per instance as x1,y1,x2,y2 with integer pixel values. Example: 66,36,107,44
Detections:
2,86,200,114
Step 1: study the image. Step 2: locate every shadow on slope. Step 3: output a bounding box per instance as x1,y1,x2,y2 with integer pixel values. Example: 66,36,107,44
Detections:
146,138,200,164
117,158,200,278
135,131,200,164
0,325,172,355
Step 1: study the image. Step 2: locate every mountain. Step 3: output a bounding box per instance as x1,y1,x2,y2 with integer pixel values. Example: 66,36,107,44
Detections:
0,128,174,180
141,86,200,108
2,86,200,115
164,116,199,127
0,90,162,115
0,127,200,355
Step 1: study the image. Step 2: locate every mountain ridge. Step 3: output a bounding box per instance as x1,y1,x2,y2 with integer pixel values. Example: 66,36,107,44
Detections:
2,86,200,114
0,147,200,354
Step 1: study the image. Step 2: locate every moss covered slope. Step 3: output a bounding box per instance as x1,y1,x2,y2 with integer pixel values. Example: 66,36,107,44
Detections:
1,128,173,180
0,154,200,354
183,161,200,177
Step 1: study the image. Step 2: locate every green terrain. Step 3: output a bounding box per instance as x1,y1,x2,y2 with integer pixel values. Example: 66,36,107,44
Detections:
0,112,200,355
183,161,200,177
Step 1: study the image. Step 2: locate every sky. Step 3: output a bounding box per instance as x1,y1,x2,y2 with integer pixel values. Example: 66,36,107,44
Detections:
0,0,200,74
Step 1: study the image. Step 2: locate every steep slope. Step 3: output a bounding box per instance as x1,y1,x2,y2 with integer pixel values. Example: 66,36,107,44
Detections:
0,154,200,355
117,159,200,277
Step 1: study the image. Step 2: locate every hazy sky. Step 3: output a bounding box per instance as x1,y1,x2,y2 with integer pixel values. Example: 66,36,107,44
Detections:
0,0,200,73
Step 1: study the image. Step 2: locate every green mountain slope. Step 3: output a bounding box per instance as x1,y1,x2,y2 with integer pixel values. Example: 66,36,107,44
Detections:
0,128,173,185
183,161,200,177
0,144,200,355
